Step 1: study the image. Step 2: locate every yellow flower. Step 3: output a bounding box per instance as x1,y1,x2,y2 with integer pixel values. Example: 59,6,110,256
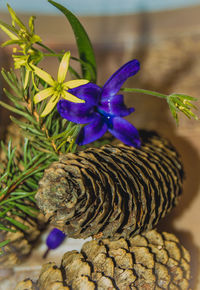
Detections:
167,93,199,124
33,51,89,117
12,49,43,69
0,4,41,54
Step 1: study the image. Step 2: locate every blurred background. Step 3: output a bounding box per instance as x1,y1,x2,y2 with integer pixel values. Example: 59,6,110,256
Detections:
0,0,200,14
0,0,200,289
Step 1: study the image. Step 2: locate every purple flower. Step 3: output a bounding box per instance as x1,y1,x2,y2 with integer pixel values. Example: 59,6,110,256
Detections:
57,59,141,147
46,228,66,250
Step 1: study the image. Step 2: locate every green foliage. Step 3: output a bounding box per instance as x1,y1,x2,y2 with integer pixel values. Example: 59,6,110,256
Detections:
48,0,97,83
0,138,57,234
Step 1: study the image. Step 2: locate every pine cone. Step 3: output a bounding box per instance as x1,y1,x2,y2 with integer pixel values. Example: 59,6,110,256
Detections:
36,131,184,240
15,229,190,290
0,213,46,269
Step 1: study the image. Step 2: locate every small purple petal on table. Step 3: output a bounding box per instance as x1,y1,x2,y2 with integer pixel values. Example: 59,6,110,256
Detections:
46,228,66,250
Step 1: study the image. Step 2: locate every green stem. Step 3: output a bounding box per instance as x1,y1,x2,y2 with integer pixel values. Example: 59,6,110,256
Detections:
37,48,80,78
36,42,56,55
121,88,167,99
43,53,64,58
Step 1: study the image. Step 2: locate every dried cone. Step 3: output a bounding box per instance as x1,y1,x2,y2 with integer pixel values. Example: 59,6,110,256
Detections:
36,131,184,240
15,229,191,290
0,213,46,269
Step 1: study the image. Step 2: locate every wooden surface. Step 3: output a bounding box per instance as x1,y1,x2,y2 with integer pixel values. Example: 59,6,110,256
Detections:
0,5,200,289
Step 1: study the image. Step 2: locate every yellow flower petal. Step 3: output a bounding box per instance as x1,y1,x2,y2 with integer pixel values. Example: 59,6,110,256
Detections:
29,16,36,33
24,70,30,89
64,79,89,89
0,24,18,40
7,4,26,30
57,51,70,83
41,95,59,117
32,64,55,86
34,87,53,104
62,91,85,103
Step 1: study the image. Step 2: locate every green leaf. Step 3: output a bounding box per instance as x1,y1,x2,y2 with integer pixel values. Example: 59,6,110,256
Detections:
10,203,38,218
1,192,36,205
1,69,22,97
48,0,97,82
0,20,18,34
0,239,11,249
5,217,29,230
0,224,16,233
3,90,24,110
0,99,38,125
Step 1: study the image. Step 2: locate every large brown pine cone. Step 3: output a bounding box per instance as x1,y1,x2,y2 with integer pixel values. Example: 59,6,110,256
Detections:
15,229,190,290
36,131,184,240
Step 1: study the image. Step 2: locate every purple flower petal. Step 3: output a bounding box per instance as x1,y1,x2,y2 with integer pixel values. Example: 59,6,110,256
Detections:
68,82,101,106
99,94,134,117
57,83,102,124
46,228,66,250
57,99,96,124
101,59,140,100
76,113,108,145
108,117,141,147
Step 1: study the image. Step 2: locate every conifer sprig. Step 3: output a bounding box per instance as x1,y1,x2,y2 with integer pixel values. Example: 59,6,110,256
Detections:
0,138,57,242
0,65,80,247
